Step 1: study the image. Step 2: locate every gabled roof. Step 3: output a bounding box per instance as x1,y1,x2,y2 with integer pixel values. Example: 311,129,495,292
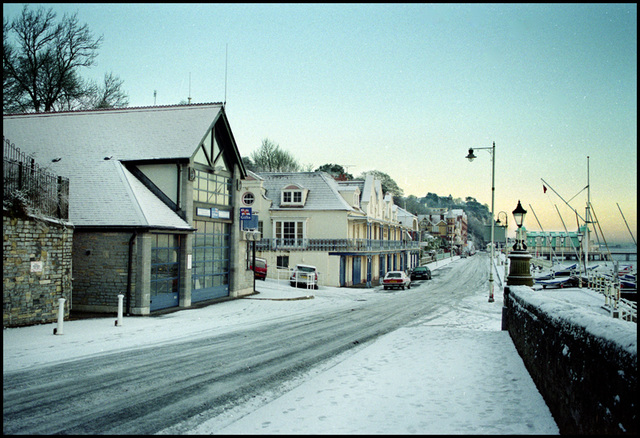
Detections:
258,172,360,212
3,103,239,229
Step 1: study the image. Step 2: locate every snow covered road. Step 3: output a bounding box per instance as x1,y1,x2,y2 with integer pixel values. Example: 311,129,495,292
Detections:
3,254,558,434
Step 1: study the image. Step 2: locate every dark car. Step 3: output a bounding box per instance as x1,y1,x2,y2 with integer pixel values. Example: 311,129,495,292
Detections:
410,266,431,280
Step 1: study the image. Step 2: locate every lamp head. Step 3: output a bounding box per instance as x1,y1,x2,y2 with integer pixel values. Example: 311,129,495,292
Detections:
465,148,476,162
512,200,527,228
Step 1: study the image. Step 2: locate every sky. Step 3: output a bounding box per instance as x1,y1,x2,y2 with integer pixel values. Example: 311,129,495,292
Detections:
3,3,637,244
4,257,637,433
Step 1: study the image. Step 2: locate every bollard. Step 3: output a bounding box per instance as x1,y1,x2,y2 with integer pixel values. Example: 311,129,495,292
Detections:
55,298,65,335
116,294,124,327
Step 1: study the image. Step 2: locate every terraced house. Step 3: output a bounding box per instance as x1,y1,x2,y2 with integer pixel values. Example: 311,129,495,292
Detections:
3,103,253,315
240,171,420,287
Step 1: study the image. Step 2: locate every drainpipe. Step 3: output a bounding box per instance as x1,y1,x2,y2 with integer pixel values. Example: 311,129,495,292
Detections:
126,231,137,315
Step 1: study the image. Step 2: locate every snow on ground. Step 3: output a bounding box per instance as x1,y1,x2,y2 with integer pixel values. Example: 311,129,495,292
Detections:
4,256,598,434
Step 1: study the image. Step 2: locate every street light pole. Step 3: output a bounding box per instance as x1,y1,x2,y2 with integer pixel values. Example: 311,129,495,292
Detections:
466,141,496,302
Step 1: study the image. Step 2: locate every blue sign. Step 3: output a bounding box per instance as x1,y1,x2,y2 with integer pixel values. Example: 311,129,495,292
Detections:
242,214,259,230
240,207,252,220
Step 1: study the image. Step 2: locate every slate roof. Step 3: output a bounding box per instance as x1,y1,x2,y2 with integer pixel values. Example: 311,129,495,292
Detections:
257,172,362,212
3,104,228,229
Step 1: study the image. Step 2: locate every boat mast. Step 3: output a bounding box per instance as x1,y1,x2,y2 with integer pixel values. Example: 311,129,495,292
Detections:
617,203,637,246
585,156,590,273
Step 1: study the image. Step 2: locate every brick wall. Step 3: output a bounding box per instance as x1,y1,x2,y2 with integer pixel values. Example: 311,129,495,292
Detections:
503,286,637,434
3,215,73,327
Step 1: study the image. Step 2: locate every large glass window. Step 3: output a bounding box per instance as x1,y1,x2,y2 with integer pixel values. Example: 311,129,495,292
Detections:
150,234,180,310
275,221,304,240
194,169,231,206
192,220,230,302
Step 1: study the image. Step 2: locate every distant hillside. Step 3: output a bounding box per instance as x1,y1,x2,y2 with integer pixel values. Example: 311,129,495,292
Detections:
398,193,492,246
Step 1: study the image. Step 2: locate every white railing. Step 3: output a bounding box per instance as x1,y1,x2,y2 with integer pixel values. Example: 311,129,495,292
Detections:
618,298,637,323
589,272,637,323
256,238,420,252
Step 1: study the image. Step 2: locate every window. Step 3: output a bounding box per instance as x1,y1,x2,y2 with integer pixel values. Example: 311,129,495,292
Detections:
282,190,302,203
280,187,307,206
242,192,255,205
193,169,231,206
192,220,230,301
277,255,289,269
275,221,304,240
150,234,180,310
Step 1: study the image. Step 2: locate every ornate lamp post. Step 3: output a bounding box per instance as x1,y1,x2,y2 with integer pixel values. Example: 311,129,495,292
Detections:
507,200,533,286
466,142,496,302
497,211,508,259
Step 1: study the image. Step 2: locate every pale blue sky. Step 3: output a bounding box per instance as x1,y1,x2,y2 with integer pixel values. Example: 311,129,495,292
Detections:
4,3,637,243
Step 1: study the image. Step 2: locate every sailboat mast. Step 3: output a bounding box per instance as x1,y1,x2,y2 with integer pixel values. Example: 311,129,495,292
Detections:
617,203,637,245
585,156,590,272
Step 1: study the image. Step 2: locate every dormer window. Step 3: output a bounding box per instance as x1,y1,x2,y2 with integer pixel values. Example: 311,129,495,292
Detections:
283,190,302,204
280,184,308,207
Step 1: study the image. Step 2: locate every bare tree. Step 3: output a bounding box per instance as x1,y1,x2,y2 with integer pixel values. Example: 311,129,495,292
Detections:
250,138,301,172
3,5,128,113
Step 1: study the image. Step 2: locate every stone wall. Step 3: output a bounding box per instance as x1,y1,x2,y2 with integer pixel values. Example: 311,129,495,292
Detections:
503,286,637,435
72,230,136,313
3,214,73,327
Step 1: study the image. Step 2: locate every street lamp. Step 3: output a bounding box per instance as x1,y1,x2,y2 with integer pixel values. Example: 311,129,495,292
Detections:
512,200,527,250
466,142,496,302
506,200,533,287
497,211,508,257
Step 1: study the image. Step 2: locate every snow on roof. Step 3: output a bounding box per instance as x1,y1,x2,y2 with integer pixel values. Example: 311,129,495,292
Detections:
257,172,356,211
3,104,224,228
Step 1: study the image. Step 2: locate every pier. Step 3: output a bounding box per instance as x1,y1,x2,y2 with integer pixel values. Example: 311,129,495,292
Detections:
529,247,636,262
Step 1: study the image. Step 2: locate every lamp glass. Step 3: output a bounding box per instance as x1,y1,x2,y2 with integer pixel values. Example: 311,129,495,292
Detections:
512,200,527,228
465,148,476,161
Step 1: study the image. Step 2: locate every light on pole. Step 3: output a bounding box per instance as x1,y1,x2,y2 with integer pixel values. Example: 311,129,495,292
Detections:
497,211,508,258
466,142,496,302
506,200,534,287
512,200,527,250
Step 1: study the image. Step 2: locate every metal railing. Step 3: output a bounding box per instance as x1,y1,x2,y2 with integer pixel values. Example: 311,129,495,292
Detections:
589,272,637,323
3,137,69,220
255,238,420,253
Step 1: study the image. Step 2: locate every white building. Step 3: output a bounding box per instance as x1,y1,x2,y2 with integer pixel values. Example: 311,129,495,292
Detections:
238,171,420,287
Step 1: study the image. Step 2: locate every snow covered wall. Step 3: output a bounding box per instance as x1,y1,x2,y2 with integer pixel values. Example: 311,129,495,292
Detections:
502,286,637,435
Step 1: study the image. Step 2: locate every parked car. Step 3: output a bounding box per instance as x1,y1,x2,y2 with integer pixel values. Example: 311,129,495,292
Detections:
410,266,431,280
249,257,267,280
382,271,411,290
290,264,318,289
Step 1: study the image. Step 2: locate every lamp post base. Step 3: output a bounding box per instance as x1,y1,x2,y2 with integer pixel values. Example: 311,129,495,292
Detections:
507,250,534,287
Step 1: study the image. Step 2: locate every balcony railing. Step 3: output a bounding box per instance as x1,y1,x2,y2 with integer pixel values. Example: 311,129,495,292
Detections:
255,238,420,252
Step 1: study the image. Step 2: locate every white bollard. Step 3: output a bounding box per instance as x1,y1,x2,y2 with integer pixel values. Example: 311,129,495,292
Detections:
116,294,124,327
55,298,65,335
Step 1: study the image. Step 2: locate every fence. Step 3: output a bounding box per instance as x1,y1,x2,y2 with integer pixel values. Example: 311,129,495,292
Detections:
255,238,420,253
3,137,69,220
588,272,637,323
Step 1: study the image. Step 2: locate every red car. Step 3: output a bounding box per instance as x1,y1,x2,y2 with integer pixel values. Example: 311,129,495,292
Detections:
249,257,267,280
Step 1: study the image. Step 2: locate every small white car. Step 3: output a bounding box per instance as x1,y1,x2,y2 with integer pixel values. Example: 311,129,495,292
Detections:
382,271,411,290
290,264,318,289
